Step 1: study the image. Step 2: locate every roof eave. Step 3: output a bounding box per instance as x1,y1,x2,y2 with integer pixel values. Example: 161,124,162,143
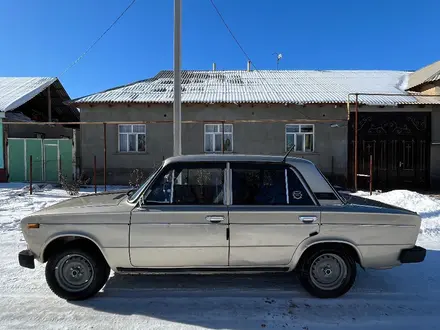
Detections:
2,78,56,112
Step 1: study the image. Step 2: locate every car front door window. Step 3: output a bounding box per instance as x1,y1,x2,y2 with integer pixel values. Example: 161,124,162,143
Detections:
144,165,225,205
145,170,173,204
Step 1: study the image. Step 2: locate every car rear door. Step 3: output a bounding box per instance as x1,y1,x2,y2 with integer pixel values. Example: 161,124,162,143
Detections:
228,162,320,267
130,162,229,268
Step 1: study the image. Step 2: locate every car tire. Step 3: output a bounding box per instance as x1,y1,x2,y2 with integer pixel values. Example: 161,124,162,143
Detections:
297,248,356,298
45,247,110,300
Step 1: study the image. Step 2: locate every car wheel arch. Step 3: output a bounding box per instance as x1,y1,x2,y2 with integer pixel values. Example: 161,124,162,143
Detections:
291,239,363,270
42,234,110,267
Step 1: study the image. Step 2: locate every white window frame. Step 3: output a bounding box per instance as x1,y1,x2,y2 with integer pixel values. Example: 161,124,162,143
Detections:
285,124,315,152
118,124,146,153
204,124,233,153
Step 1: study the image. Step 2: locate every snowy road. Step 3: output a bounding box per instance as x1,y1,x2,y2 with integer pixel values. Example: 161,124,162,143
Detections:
1,185,440,329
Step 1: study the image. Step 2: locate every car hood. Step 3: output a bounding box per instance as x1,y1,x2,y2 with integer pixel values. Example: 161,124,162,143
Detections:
37,191,130,213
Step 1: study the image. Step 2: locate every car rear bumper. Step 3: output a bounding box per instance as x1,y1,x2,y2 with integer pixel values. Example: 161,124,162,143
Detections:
18,250,35,269
399,246,426,264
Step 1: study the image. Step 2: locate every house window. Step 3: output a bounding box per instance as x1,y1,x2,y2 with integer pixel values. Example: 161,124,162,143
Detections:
204,124,233,153
285,124,314,152
118,124,146,152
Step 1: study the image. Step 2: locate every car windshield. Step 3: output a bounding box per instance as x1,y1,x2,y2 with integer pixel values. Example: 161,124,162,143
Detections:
127,164,163,203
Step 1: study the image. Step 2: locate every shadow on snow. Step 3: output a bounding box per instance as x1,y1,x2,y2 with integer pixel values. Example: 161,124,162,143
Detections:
70,250,440,329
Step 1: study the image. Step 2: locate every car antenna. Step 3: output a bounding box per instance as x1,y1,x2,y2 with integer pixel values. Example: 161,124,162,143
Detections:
282,144,295,163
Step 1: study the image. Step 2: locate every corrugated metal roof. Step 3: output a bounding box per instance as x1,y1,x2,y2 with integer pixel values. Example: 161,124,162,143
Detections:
407,61,440,90
4,112,33,122
426,70,440,84
72,70,440,106
0,77,56,112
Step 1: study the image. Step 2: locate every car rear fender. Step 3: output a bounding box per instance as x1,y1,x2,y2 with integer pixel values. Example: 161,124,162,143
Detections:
289,236,363,270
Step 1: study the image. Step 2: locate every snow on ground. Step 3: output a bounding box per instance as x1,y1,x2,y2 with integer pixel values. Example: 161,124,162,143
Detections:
1,185,440,329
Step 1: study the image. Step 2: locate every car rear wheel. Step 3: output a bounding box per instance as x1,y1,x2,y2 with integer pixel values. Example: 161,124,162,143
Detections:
45,248,110,300
297,248,356,298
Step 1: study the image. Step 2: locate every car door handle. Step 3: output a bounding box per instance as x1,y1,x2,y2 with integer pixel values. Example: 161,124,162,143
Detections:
299,216,317,223
205,215,224,223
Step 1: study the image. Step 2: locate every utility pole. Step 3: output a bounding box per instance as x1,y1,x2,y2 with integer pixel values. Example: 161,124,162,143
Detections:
173,0,182,156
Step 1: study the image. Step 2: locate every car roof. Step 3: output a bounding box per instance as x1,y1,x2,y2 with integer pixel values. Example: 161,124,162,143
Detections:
164,154,314,166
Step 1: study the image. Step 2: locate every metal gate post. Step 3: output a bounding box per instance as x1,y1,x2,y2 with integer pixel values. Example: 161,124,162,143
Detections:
29,155,32,195
94,155,97,194
103,123,107,192
369,154,373,195
59,155,62,182
222,121,225,154
354,94,359,191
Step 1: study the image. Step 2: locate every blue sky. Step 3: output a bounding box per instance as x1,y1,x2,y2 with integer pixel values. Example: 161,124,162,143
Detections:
0,0,439,98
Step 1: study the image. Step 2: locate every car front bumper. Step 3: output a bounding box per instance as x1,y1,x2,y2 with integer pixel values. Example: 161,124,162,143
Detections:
18,250,35,269
399,246,426,264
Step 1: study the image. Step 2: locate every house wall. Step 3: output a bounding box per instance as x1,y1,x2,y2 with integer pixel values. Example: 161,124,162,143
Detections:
80,104,348,185
412,81,440,190
0,118,4,170
80,103,440,190
0,115,6,181
419,83,440,96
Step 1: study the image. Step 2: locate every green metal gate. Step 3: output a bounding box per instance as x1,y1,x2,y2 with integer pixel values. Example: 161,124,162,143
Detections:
7,138,73,182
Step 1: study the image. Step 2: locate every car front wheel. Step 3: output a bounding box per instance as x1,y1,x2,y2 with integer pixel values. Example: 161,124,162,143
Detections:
297,248,356,298
45,248,110,300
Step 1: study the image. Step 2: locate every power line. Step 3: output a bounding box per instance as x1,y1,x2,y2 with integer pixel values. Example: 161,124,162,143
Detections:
59,0,137,78
209,0,254,64
209,0,312,120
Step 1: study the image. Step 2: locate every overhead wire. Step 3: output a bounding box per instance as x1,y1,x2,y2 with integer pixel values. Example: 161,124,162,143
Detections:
209,0,312,120
59,0,137,78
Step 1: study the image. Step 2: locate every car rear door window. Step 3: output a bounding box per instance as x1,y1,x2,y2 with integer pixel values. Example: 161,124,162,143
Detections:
231,163,314,206
286,169,314,206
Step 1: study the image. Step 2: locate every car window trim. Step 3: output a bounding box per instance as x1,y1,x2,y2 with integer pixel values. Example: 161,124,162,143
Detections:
127,165,163,205
285,168,290,204
225,162,231,206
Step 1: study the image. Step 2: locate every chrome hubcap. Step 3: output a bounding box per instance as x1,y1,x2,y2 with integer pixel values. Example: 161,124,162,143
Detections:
55,254,94,292
310,253,347,291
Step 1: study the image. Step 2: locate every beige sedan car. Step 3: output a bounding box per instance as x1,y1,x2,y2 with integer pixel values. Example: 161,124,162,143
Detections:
19,155,426,300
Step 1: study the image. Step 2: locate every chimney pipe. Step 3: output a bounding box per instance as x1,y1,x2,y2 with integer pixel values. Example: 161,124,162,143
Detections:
247,60,251,72
212,62,216,71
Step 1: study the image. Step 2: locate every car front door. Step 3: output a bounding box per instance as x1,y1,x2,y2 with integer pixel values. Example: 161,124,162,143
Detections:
228,162,320,267
130,162,229,268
